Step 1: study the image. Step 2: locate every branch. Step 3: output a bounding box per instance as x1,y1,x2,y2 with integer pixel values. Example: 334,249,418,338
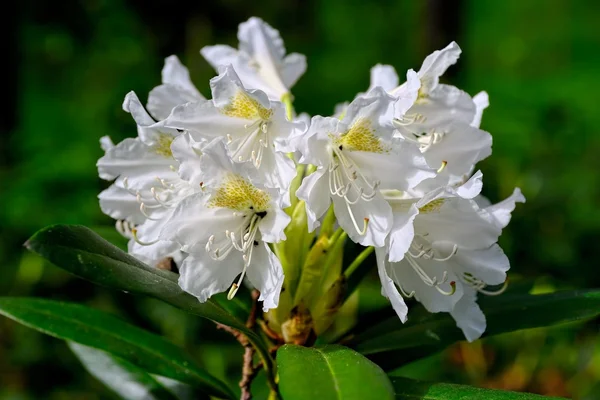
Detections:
216,290,262,400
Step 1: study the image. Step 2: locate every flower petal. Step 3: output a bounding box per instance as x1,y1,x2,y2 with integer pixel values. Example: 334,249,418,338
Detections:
258,206,291,243
368,64,399,92
246,241,285,311
471,91,489,128
296,167,330,232
418,42,461,94
484,188,526,229
178,252,243,303
98,184,145,224
376,248,409,322
388,202,419,262
450,287,486,342
331,191,392,247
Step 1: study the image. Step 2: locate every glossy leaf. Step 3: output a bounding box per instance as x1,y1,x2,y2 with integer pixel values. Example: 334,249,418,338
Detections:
277,344,394,400
25,224,273,373
69,342,193,400
0,298,234,399
390,376,566,399
351,289,600,370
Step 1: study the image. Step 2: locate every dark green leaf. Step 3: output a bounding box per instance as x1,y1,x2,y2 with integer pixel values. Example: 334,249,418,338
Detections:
352,289,600,370
390,376,566,399
25,224,273,373
277,344,394,400
69,342,188,400
0,298,234,399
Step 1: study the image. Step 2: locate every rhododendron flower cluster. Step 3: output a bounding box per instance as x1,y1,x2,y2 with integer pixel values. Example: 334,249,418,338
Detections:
98,17,523,342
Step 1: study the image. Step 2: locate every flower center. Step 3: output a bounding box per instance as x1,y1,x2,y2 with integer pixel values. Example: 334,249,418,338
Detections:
222,90,273,121
153,133,175,158
222,90,273,168
207,174,271,211
335,118,386,153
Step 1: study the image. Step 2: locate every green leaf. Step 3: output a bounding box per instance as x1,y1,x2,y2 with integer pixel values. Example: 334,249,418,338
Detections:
0,297,234,399
351,289,600,370
25,224,273,374
356,289,600,354
69,342,192,400
277,344,394,400
390,376,566,399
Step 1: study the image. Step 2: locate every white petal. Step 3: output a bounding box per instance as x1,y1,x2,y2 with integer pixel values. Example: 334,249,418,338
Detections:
450,287,486,342
390,69,420,117
201,45,239,71
161,55,201,94
349,143,434,191
484,188,525,229
98,185,145,224
388,202,419,262
455,170,483,199
100,136,114,151
368,64,399,92
418,42,461,93
296,116,338,166
296,167,330,232
375,247,408,322
343,87,396,134
123,91,178,145
210,65,270,111
165,100,247,140
171,133,206,187
446,243,510,285
147,84,203,121
331,191,392,247
178,252,243,303
246,241,284,311
258,207,291,243
129,239,182,268
160,192,237,248
416,191,501,250
423,122,492,176
147,56,204,120
280,53,307,88
96,138,175,190
237,17,289,98
251,134,297,194
410,84,476,127
392,257,463,313
471,91,489,128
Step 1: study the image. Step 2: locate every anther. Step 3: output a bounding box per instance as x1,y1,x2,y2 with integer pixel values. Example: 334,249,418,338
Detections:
227,283,239,300
437,161,448,174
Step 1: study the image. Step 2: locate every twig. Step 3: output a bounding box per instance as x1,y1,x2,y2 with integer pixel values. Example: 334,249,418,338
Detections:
216,290,263,400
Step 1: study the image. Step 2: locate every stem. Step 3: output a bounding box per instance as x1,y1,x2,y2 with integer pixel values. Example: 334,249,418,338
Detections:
344,246,374,279
217,291,279,400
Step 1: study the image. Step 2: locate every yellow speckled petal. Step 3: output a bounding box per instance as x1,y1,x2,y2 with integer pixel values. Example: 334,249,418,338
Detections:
221,90,273,121
336,118,386,153
418,198,445,213
208,173,271,211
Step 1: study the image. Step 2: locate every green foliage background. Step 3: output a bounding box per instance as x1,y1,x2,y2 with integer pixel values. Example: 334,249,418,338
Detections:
1,0,599,398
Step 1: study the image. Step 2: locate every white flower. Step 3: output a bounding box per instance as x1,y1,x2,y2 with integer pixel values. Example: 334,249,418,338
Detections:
377,174,524,341
165,65,303,202
369,43,491,181
147,55,205,120
97,92,195,266
296,87,434,247
201,17,306,101
160,139,290,310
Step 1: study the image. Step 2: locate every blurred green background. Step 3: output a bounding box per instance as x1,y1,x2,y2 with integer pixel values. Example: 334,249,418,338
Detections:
1,0,600,398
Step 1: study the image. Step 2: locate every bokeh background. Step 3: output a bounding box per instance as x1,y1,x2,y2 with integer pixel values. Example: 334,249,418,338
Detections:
1,0,600,398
